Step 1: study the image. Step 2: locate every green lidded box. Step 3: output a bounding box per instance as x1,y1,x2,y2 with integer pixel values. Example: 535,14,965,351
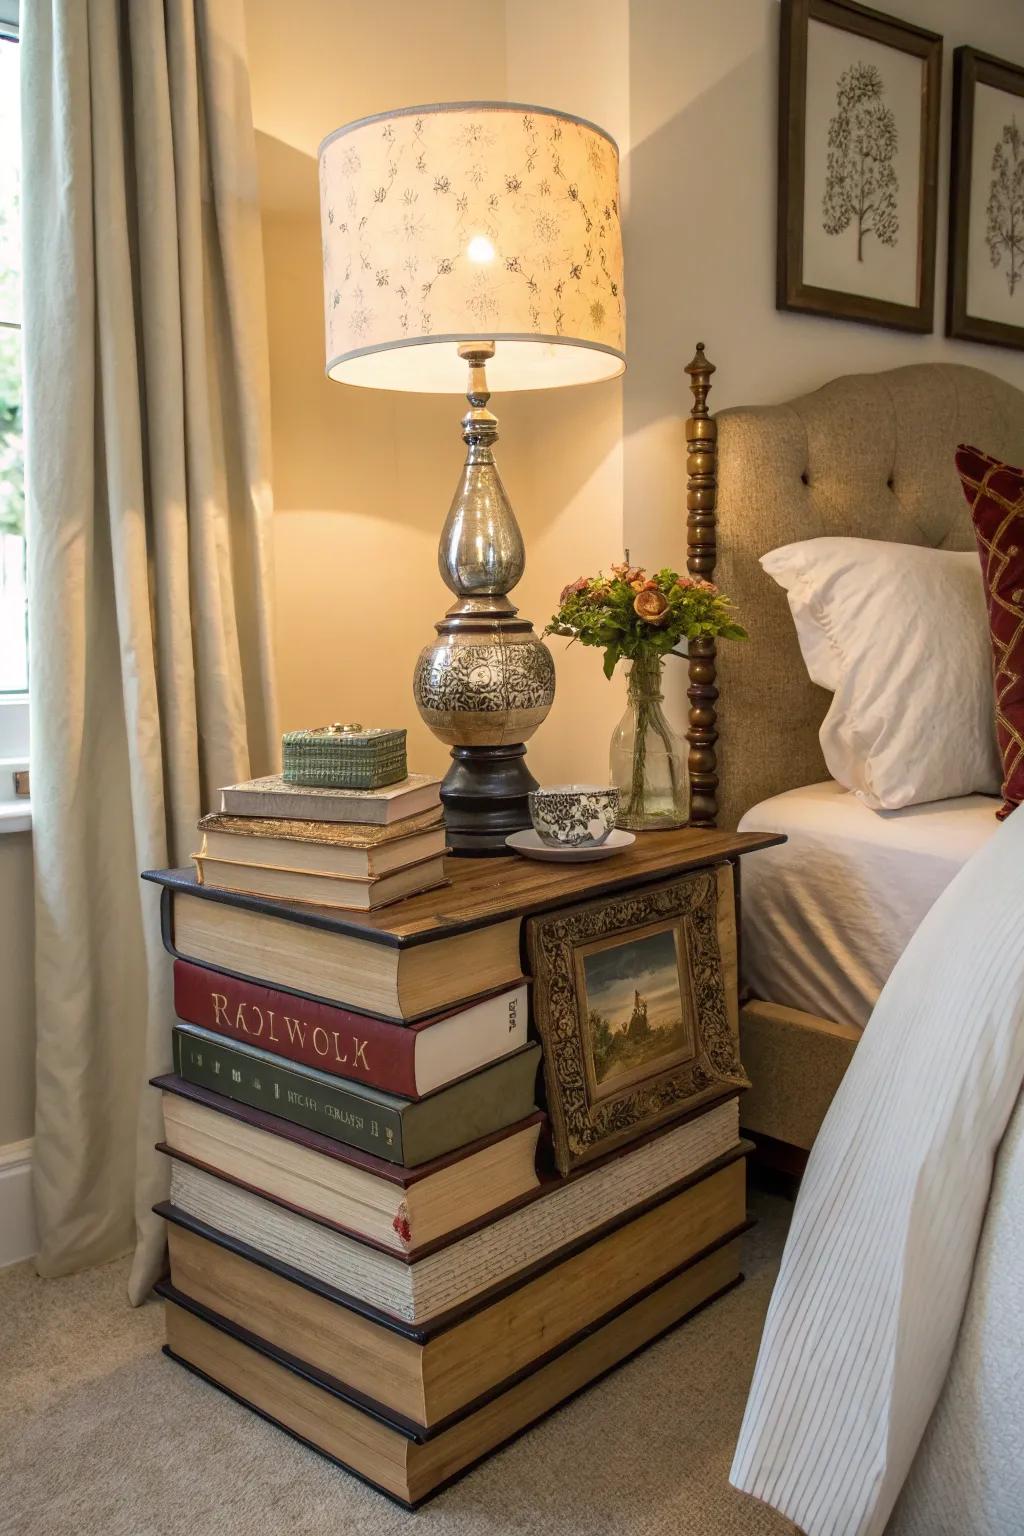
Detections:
282,723,408,790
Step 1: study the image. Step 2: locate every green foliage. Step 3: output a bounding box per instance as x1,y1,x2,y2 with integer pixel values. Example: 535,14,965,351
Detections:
544,561,745,680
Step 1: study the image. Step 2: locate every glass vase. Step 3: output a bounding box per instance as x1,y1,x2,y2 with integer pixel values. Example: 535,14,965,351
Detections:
610,653,690,830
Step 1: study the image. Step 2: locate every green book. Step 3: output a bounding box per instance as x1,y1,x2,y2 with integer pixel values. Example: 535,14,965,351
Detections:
171,1024,540,1168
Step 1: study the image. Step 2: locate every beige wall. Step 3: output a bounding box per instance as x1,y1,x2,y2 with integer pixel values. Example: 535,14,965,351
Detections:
247,0,512,783
248,0,1024,786
502,0,632,782
0,831,34,1144
623,0,1024,740
624,0,1024,561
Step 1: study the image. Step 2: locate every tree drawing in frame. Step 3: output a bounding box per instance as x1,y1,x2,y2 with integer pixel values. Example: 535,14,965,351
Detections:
986,115,1024,298
822,62,899,262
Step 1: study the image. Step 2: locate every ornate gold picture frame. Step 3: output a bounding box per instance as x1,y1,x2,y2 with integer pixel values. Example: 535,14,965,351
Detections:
527,865,746,1176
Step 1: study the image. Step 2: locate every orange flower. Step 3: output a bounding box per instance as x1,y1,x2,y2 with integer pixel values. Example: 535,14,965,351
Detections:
634,588,669,623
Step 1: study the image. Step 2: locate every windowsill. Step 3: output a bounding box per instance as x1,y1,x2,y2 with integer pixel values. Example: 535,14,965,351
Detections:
0,800,31,834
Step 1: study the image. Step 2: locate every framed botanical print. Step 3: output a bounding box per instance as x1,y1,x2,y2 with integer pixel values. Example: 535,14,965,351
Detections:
526,865,746,1176
778,0,942,332
947,47,1024,351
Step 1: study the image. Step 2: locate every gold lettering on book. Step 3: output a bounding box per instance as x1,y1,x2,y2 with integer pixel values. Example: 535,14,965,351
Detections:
207,989,372,1076
284,1016,307,1048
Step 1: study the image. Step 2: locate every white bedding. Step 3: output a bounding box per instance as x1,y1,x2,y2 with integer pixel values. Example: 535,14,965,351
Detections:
730,805,1024,1536
738,781,999,1029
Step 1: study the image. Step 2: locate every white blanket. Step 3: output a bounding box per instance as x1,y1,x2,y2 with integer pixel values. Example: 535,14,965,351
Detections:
730,805,1024,1536
739,782,997,1029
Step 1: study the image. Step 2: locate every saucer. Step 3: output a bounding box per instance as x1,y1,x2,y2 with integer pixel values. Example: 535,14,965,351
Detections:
505,828,636,863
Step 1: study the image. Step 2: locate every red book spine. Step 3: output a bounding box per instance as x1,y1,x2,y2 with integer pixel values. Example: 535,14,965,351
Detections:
172,960,419,1098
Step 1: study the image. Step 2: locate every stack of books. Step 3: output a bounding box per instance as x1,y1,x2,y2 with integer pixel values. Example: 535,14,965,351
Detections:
145,786,749,1507
193,771,448,910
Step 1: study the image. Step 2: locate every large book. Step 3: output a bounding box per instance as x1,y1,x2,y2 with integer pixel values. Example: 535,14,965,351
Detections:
172,1026,540,1167
146,873,523,1021
193,851,448,911
161,1230,743,1506
162,1095,741,1324
161,1154,748,1428
219,773,441,826
157,1080,544,1255
172,961,529,1099
197,806,446,879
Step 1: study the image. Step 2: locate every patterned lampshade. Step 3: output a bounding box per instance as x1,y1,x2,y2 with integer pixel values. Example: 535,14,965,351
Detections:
318,102,625,393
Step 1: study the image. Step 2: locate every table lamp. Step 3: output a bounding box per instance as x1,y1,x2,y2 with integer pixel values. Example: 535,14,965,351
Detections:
318,103,625,854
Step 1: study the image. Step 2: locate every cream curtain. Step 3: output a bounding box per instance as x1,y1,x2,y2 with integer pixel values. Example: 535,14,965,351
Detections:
21,0,278,1301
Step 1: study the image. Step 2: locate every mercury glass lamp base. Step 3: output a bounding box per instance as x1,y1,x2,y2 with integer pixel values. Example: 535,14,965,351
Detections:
440,743,538,856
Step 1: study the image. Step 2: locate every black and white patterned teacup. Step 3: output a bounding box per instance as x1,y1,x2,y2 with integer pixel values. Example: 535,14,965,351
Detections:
528,785,620,848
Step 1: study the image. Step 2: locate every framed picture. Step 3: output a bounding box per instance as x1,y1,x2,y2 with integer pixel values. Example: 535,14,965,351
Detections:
777,0,942,332
526,866,746,1176
947,47,1024,351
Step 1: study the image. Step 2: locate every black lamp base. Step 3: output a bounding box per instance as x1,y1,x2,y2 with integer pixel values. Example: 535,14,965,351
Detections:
440,743,538,857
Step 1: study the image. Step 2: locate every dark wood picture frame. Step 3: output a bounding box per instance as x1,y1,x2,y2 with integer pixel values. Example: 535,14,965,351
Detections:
777,0,942,332
947,46,1024,351
526,866,746,1176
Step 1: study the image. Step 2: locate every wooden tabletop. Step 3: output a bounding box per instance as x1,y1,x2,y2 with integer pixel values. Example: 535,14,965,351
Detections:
147,826,784,948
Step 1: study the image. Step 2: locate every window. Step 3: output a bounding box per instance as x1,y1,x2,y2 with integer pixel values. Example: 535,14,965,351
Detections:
0,21,24,703
0,8,27,809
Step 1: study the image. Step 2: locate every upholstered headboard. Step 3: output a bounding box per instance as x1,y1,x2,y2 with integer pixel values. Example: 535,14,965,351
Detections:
708,362,1024,830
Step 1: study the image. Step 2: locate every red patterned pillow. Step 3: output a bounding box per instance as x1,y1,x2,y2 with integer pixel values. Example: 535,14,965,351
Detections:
955,444,1024,820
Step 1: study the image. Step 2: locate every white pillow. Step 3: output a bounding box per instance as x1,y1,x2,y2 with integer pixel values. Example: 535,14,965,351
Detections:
761,537,1001,810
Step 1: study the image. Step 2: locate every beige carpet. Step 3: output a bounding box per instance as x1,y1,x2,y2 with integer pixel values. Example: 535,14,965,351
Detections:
1,1190,797,1536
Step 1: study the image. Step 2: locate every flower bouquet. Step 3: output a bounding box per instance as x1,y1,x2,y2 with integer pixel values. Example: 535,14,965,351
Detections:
546,563,745,829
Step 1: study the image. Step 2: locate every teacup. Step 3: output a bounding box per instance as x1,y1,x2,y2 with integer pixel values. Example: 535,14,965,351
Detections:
528,785,620,848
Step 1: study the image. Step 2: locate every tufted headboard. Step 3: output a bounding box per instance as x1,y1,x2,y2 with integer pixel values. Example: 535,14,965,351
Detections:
706,362,1024,830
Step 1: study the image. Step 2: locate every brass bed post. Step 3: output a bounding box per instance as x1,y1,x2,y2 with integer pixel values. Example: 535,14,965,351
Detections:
684,342,719,827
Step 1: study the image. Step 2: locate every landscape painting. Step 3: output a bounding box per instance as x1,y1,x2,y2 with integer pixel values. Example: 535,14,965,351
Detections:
577,919,696,1101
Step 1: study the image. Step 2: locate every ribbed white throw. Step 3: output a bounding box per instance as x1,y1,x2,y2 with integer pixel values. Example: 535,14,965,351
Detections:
731,805,1024,1536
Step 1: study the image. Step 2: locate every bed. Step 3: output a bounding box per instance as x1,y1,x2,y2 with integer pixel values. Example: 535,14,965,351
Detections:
680,352,1024,1153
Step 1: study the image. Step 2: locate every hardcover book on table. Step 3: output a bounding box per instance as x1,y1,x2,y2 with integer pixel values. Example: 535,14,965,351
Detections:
159,1095,741,1324
193,851,448,911
172,961,529,1098
196,806,446,878
170,1025,541,1166
160,1225,744,1507
156,1078,545,1255
146,871,523,1021
218,773,441,826
159,1154,747,1430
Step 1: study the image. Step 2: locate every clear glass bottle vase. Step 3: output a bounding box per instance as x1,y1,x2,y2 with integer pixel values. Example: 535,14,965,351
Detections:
610,653,690,830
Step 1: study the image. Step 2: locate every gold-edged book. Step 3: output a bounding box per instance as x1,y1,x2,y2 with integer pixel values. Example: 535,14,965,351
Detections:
192,850,449,911
161,1229,743,1507
161,1153,747,1430
197,806,446,879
